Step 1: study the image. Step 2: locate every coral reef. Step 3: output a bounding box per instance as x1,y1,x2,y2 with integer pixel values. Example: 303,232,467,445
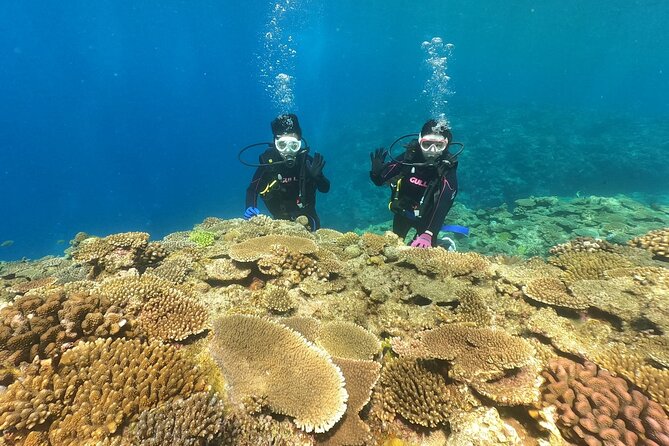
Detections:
209,315,347,433
630,228,669,261
2,209,669,445
540,358,669,445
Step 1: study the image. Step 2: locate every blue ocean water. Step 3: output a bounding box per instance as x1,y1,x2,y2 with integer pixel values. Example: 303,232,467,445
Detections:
1,0,667,260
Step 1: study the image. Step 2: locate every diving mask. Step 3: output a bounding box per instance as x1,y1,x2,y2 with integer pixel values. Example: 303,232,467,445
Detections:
275,136,302,154
418,135,448,155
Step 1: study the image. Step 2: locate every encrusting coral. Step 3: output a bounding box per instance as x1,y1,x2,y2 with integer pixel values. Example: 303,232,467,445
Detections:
540,357,669,445
209,315,348,433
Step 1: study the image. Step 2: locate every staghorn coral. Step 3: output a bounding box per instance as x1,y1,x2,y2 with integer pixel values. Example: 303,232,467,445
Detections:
629,228,669,261
316,321,381,361
548,251,634,282
522,276,589,310
317,357,381,446
127,392,225,445
418,323,536,383
541,358,669,445
210,315,347,433
228,235,318,263
203,258,251,282
375,358,479,428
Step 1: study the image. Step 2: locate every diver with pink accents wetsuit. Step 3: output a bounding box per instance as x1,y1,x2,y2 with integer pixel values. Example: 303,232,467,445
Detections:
244,114,330,231
370,119,459,248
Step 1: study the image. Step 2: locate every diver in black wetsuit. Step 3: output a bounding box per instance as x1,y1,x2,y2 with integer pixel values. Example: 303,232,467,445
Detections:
244,114,330,231
370,119,459,248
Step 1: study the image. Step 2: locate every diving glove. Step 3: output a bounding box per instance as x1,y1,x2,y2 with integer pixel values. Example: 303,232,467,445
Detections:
370,148,387,175
243,206,261,220
410,232,433,248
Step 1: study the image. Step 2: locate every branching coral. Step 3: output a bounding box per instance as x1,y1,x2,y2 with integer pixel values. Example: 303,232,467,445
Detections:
70,232,152,276
128,392,226,445
0,338,210,445
629,228,669,261
145,257,193,284
541,358,669,445
258,283,297,314
375,358,479,428
209,315,347,433
549,237,616,255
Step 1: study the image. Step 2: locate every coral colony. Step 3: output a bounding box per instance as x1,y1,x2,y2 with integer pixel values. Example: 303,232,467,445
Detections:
0,200,668,445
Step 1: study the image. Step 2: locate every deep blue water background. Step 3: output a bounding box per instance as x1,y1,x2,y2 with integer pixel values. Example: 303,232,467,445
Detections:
1,0,668,260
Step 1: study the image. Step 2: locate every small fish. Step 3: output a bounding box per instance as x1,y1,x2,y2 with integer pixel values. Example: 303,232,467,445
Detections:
56,240,66,245
0,240,14,247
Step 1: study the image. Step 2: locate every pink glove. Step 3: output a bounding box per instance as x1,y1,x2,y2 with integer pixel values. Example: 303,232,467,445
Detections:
410,232,433,248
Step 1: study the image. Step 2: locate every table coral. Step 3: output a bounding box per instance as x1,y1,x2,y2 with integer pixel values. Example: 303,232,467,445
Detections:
228,235,318,263
523,276,589,310
418,323,536,383
315,321,381,361
210,315,347,433
317,357,381,446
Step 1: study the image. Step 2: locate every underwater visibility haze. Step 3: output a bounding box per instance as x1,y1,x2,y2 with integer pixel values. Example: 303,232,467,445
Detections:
0,0,668,259
2,2,669,446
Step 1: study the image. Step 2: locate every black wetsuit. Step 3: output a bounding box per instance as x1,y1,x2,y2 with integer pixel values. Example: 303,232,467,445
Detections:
246,147,330,230
370,141,458,246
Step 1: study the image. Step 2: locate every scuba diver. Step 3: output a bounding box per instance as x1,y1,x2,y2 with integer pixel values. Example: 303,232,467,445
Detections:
243,114,330,231
370,118,463,249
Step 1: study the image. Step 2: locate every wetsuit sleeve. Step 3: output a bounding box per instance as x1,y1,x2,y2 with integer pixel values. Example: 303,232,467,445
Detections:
245,167,266,208
424,165,458,235
370,153,405,186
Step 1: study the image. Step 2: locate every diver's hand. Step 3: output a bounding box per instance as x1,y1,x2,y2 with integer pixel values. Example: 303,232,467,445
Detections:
370,148,387,174
243,206,261,220
410,232,433,248
307,153,326,178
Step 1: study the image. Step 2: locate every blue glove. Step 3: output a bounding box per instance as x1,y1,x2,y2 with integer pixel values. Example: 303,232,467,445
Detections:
243,206,261,220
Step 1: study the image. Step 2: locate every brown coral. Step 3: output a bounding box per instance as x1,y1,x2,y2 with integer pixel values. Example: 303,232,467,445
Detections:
316,321,381,361
146,257,192,284
549,237,616,256
629,228,669,261
228,235,318,263
318,358,380,446
209,315,347,433
127,392,226,445
259,284,297,314
522,276,589,310
203,258,251,282
71,232,151,276
541,358,669,446
0,338,209,445
136,290,210,341
418,323,536,382
375,358,479,428
549,251,633,282
398,248,490,279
